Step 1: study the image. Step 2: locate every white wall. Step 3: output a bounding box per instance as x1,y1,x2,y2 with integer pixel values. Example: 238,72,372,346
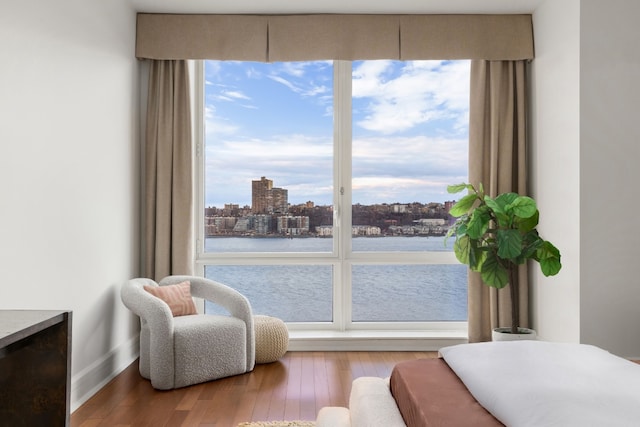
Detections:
530,0,581,343
532,0,640,358
579,0,640,358
0,0,140,409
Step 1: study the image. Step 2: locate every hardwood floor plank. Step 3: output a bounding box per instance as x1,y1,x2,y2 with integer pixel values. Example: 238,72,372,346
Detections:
299,353,318,420
312,352,332,412
175,384,206,411
71,351,436,427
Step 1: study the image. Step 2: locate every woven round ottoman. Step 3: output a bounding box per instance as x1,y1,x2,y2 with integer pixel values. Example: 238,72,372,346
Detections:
254,315,289,364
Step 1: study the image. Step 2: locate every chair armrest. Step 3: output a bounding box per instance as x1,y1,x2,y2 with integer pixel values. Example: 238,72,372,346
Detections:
121,278,175,328
121,278,176,389
160,275,253,319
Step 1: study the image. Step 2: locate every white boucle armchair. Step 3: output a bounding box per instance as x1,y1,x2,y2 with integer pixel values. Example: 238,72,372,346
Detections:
121,275,255,390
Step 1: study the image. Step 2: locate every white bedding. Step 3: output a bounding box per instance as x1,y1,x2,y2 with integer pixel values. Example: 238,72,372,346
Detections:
439,341,640,427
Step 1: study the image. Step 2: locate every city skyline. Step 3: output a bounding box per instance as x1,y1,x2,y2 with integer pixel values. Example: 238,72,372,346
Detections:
204,175,452,238
206,175,456,211
204,59,470,208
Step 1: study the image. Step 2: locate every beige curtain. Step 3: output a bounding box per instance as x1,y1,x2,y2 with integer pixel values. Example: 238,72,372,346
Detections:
144,60,193,280
468,60,528,342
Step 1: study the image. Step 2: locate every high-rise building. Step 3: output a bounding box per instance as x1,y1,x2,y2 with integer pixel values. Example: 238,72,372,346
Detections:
252,176,288,214
252,177,272,214
271,187,288,214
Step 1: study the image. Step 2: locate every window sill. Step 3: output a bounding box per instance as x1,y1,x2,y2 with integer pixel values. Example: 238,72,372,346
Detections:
287,329,468,351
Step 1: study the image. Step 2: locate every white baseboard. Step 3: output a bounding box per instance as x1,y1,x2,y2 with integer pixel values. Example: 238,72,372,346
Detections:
71,335,140,412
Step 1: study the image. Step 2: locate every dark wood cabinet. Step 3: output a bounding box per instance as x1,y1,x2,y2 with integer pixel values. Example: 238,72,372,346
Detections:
0,310,72,426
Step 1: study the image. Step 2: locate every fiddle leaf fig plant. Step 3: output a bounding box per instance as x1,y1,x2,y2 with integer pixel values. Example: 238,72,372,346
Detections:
446,183,561,334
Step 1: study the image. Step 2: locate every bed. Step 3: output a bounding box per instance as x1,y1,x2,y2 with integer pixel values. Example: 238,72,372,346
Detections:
389,357,503,426
316,341,640,427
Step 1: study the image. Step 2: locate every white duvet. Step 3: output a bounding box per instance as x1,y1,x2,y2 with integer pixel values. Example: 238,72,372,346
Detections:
439,341,640,427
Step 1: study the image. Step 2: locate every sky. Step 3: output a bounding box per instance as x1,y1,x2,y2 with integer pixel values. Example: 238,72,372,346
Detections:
204,59,470,208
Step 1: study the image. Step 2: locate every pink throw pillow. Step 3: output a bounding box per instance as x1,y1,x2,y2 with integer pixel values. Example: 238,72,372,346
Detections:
144,281,197,317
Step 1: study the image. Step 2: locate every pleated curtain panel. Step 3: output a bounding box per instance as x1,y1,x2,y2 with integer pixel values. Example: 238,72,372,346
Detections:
144,60,193,281
468,60,529,342
138,13,534,340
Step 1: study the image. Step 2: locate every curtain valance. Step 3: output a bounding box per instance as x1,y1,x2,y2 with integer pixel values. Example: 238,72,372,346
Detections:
136,13,534,61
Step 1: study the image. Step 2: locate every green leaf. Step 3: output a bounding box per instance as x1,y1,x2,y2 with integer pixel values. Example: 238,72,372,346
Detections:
466,207,490,239
445,219,468,248
516,230,544,263
484,195,516,227
447,183,473,194
496,229,523,259
516,209,539,232
456,222,468,236
493,212,511,228
484,196,504,215
467,239,487,271
510,196,537,219
480,253,509,288
540,257,562,276
453,235,471,265
449,194,478,217
537,240,561,260
444,227,457,247
537,241,562,276
495,192,519,210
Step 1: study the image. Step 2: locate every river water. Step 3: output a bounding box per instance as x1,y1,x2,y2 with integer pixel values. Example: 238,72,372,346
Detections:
204,236,468,323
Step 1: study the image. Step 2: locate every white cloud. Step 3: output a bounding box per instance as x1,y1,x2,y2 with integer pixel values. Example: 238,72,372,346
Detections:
267,74,330,98
350,134,467,204
222,90,251,101
353,60,470,135
205,133,334,206
205,106,239,136
280,62,308,78
203,60,470,207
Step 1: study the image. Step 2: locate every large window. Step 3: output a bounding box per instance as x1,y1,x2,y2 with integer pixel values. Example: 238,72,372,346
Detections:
196,59,469,332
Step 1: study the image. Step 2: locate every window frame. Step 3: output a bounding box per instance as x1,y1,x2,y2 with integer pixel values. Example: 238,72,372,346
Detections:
193,59,468,336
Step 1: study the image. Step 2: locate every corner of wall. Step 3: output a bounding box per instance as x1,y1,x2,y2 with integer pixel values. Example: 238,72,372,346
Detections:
71,335,140,411
529,0,581,343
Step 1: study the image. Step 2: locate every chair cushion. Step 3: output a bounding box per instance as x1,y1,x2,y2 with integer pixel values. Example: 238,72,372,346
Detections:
172,314,248,387
144,281,197,317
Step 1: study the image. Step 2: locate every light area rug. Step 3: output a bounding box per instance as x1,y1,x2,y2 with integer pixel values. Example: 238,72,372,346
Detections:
237,422,315,427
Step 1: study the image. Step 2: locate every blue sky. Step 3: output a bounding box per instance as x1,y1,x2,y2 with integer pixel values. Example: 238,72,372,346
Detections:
204,59,470,208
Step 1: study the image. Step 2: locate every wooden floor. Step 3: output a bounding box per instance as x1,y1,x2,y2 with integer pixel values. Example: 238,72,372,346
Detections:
71,351,437,427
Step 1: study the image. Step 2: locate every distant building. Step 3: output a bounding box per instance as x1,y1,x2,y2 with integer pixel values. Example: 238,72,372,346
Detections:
233,217,252,233
253,214,272,235
223,203,240,216
271,187,288,214
277,216,310,235
444,200,456,214
316,225,333,236
416,218,446,226
252,176,272,214
391,203,408,213
352,225,381,236
252,176,288,214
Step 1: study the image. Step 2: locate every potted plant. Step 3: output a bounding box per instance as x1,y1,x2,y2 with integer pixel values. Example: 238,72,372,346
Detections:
445,183,562,339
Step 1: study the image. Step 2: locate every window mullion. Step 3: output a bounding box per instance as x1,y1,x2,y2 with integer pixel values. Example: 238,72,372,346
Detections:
333,60,352,330
194,59,205,268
